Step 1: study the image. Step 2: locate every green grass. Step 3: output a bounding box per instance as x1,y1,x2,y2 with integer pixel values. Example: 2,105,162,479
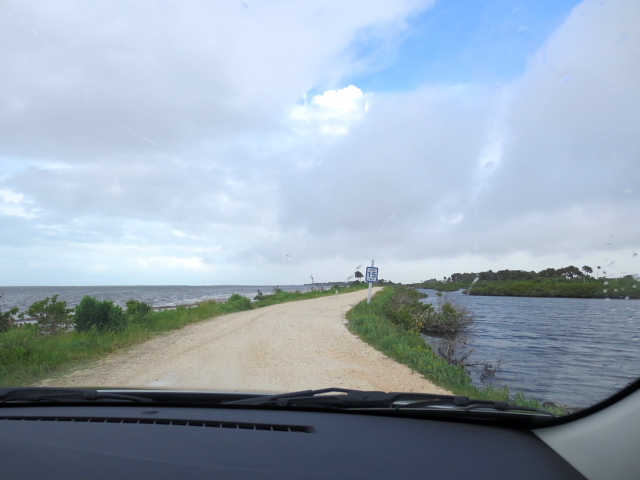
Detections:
252,283,368,307
346,286,564,414
0,283,369,387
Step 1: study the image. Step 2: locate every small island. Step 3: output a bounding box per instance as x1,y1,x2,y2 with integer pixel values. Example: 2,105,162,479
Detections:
410,266,639,299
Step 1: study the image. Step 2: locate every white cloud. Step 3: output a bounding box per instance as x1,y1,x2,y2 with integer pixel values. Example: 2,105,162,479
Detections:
0,0,639,285
0,188,39,219
290,85,370,135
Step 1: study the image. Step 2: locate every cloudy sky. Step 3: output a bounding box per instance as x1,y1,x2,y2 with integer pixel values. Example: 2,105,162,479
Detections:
1,0,638,286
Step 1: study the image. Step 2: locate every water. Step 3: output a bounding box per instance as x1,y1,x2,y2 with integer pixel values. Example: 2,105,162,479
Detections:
0,284,320,313
418,289,640,408
4,284,639,408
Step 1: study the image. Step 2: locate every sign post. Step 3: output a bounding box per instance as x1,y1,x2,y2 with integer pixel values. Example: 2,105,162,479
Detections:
365,260,378,304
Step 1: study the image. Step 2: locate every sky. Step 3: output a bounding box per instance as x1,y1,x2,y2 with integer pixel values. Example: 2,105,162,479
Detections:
0,0,638,286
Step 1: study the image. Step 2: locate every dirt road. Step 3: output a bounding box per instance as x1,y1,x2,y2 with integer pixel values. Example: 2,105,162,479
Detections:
39,289,451,394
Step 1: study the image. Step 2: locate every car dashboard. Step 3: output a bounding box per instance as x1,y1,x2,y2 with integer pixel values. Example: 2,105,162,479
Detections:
0,404,586,479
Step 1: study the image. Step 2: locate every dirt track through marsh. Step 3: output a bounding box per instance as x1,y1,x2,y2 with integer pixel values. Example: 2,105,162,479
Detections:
39,289,451,394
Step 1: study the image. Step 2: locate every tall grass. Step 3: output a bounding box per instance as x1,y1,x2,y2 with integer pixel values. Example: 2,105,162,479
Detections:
0,285,367,387
252,283,368,307
346,287,563,413
0,298,242,387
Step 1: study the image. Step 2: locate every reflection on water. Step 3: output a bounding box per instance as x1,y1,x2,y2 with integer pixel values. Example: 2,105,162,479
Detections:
418,289,640,408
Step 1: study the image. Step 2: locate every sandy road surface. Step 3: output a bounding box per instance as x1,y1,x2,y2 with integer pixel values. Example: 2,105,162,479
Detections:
39,289,451,394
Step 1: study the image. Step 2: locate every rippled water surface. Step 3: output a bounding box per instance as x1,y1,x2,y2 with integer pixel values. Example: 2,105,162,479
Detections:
419,289,640,407
0,284,315,312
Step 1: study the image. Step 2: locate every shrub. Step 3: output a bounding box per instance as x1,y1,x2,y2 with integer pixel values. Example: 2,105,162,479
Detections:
421,296,474,333
0,298,19,333
75,296,126,333
383,287,473,334
384,286,432,333
21,295,73,336
223,293,252,311
125,299,153,321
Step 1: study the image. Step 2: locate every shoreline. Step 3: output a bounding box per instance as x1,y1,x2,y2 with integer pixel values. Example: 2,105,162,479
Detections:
36,288,450,395
413,278,639,300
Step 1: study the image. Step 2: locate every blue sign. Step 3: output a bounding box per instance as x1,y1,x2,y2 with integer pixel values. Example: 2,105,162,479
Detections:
365,267,379,283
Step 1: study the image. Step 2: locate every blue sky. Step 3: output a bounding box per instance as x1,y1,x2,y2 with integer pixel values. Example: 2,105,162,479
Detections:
347,0,581,91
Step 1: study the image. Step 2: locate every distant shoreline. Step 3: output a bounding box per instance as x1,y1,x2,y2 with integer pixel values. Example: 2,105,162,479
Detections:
412,278,639,300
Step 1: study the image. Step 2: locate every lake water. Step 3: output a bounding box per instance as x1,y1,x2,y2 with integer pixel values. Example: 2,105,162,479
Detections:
418,289,640,408
0,284,320,313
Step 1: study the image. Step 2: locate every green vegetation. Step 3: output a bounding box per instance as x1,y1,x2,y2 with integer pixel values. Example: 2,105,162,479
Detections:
252,283,368,307
0,283,368,387
346,286,564,414
412,267,639,299
0,299,19,333
383,287,472,333
465,278,639,299
125,299,153,318
0,299,235,387
20,295,74,335
471,277,638,299
75,296,127,333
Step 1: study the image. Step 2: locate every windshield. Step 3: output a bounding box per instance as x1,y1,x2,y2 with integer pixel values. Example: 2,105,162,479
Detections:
1,0,638,418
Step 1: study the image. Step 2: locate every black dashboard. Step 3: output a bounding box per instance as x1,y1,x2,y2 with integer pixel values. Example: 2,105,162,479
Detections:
0,405,585,479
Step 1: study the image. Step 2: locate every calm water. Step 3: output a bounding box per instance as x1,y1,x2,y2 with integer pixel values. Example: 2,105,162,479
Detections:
0,284,318,312
418,289,640,408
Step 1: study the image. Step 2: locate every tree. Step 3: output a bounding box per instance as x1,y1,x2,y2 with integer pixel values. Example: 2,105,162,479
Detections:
0,296,19,333
582,266,593,282
559,265,581,279
75,296,126,333
354,271,363,280
22,295,73,335
125,299,152,318
538,268,558,279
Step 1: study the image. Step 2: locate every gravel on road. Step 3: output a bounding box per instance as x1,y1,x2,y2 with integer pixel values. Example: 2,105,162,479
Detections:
39,288,451,394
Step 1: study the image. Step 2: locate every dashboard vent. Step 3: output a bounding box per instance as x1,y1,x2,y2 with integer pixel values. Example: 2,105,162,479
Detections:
0,416,314,433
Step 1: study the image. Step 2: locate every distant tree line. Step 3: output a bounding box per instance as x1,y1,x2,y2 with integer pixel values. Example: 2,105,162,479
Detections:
443,265,597,283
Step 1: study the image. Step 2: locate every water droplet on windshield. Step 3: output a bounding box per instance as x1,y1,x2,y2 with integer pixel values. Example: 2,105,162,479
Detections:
603,289,608,293
604,281,609,285
625,296,630,300
632,336,639,342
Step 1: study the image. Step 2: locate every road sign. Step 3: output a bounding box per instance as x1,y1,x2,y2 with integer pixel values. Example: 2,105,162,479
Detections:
365,267,378,283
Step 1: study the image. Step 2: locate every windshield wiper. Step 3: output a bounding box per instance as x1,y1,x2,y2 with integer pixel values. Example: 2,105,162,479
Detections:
224,388,554,416
0,388,154,404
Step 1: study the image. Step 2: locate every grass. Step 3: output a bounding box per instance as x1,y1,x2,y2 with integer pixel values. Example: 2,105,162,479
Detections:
252,283,368,307
346,286,564,414
0,283,368,387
